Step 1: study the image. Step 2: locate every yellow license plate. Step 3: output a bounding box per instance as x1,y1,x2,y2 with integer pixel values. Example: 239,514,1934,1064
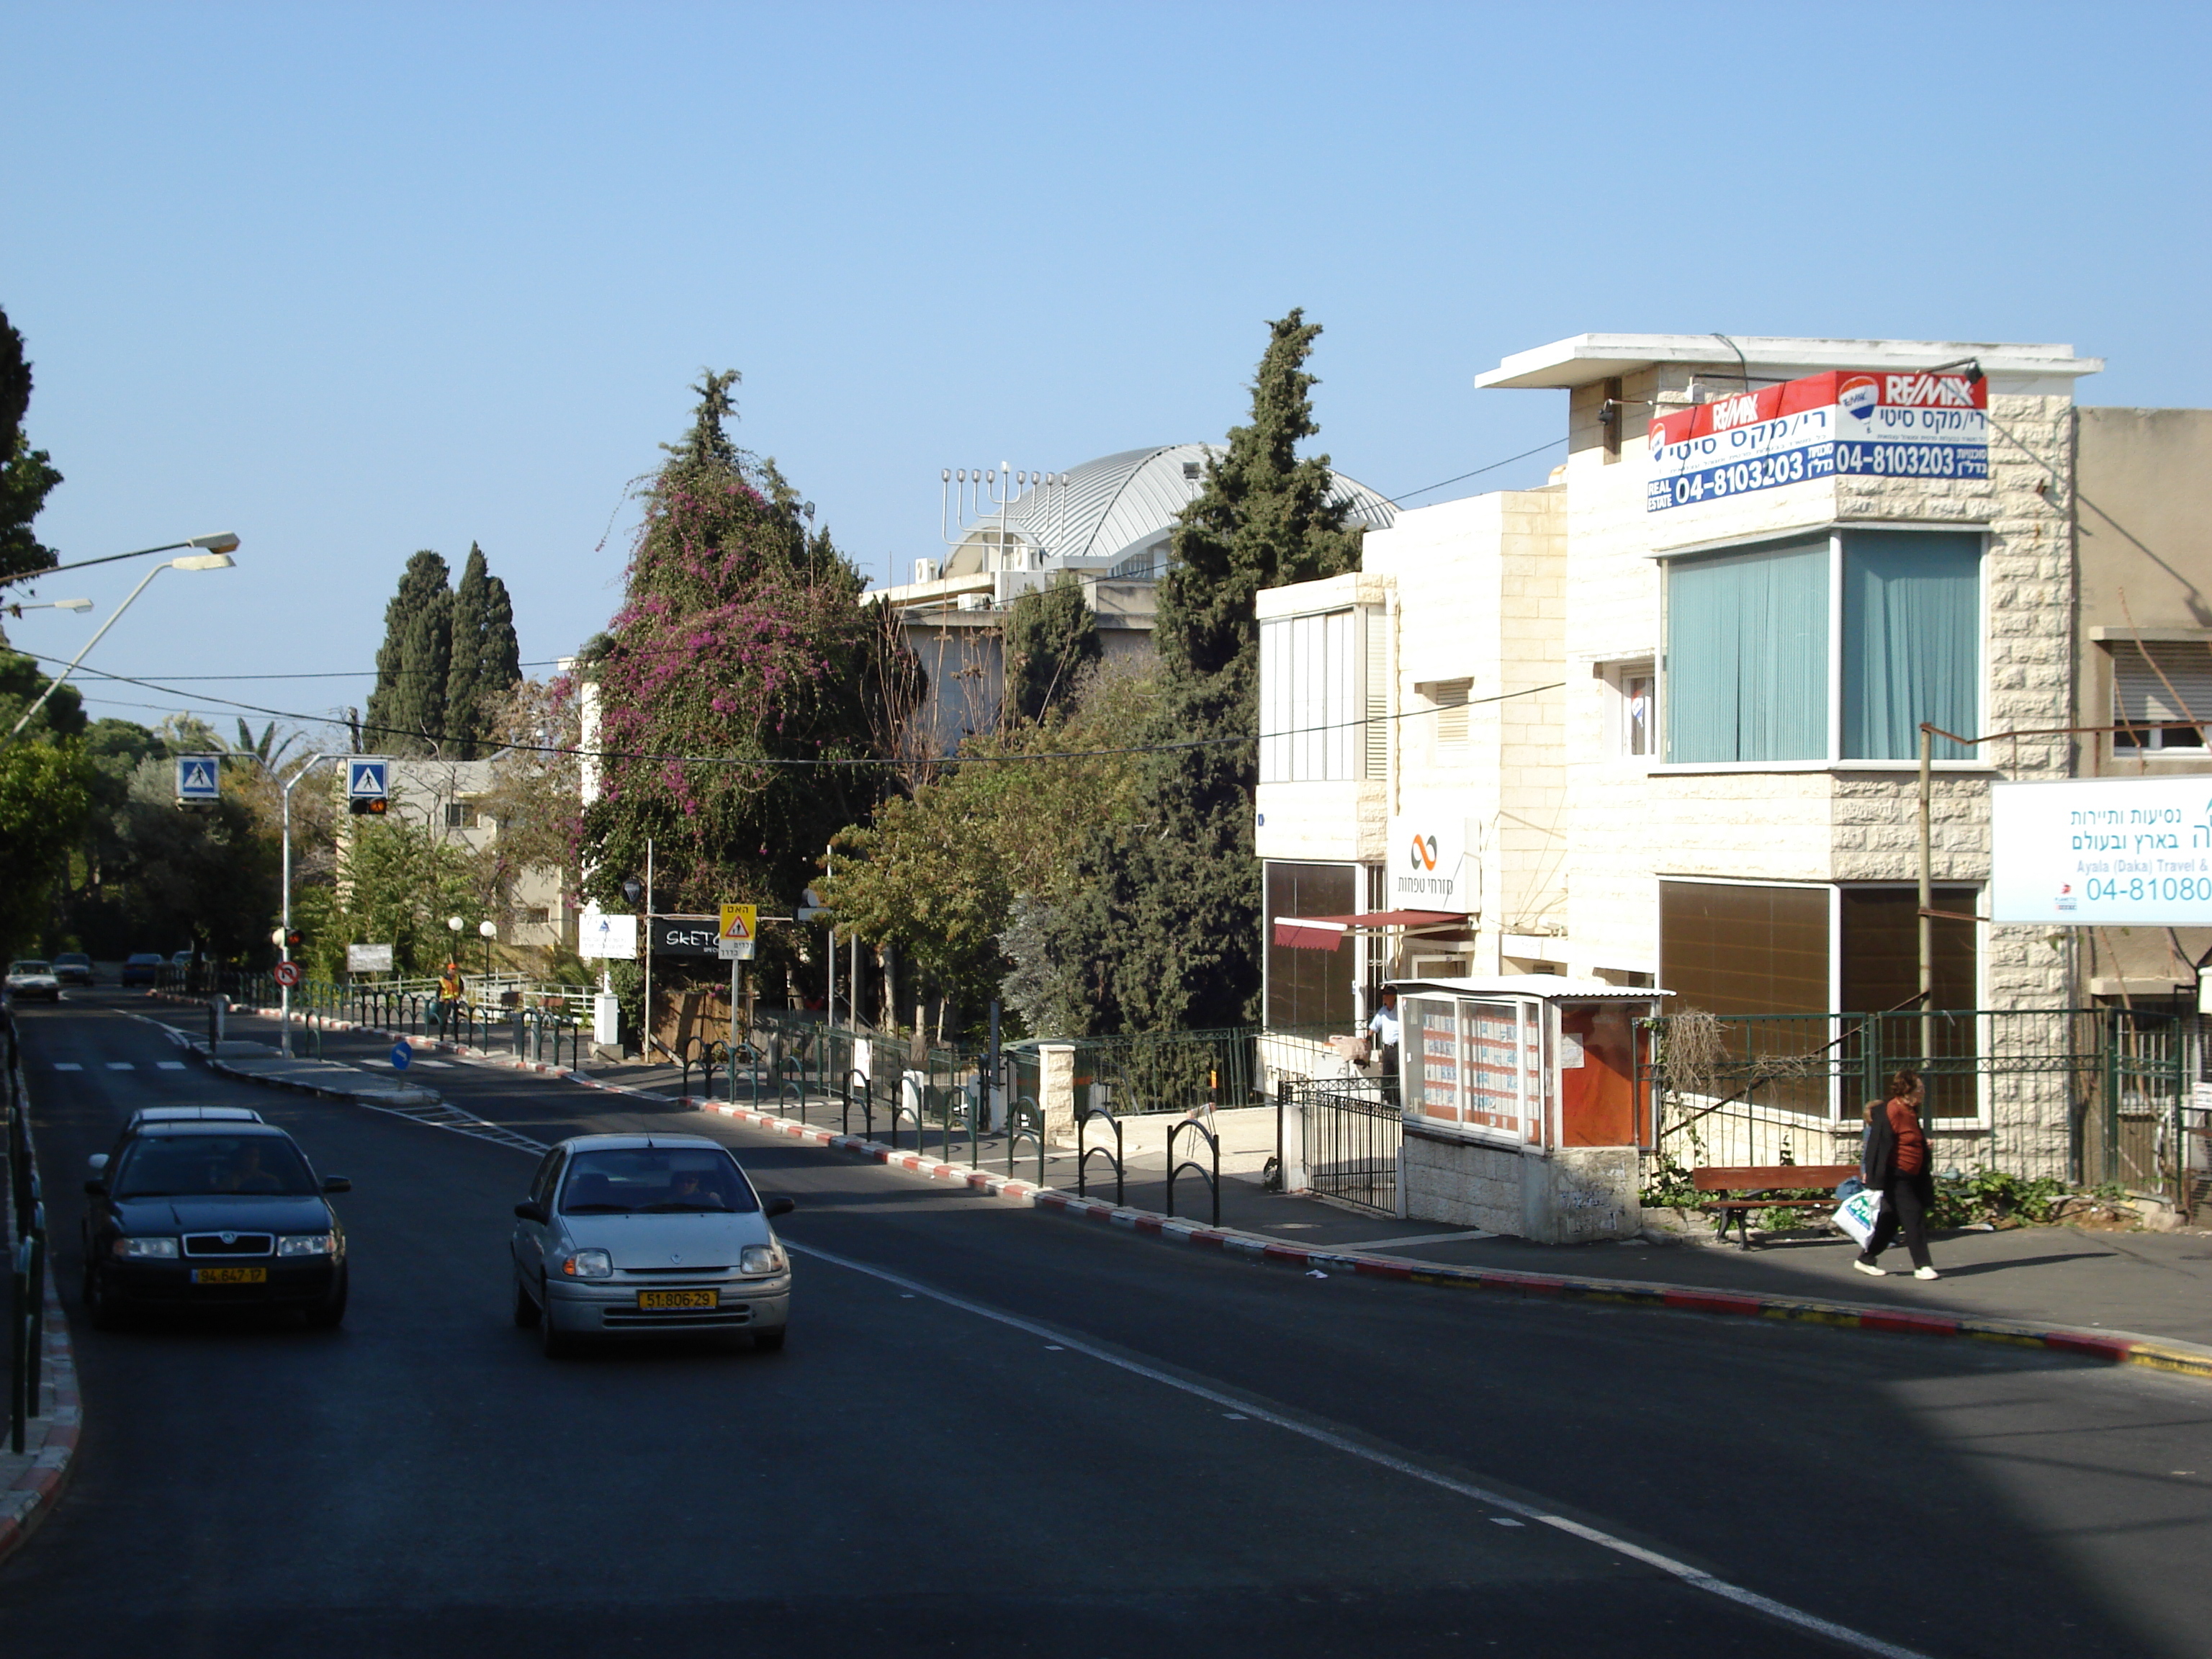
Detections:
637,1288,718,1310
192,1266,267,1285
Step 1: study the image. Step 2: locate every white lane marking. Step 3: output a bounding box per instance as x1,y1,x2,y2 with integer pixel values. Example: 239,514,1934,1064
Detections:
787,1240,1933,1659
157,1061,186,1071
106,1061,135,1070
53,1062,82,1071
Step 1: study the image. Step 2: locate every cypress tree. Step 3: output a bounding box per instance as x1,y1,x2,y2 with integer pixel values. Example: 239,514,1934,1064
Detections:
365,550,454,755
446,544,490,757
445,544,524,760
1003,571,1101,724
1,306,63,585
1046,310,1359,1034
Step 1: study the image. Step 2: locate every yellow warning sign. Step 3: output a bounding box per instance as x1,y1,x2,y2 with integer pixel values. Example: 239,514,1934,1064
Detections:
717,904,757,961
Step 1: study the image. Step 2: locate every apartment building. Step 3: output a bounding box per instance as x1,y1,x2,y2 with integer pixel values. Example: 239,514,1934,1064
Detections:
1258,332,2212,1201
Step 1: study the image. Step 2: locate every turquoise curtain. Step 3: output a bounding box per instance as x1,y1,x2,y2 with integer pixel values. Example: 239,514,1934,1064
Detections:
1842,531,1981,760
1665,540,1828,763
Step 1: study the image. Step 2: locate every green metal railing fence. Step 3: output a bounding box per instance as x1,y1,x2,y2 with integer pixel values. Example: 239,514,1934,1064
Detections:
6,1009,47,1455
1640,1006,2187,1195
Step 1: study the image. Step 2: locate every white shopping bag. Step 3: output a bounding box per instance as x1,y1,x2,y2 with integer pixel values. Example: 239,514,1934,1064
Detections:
1833,1187,1883,1248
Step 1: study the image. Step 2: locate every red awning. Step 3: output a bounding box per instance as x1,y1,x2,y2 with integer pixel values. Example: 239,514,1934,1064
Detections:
1269,910,1468,950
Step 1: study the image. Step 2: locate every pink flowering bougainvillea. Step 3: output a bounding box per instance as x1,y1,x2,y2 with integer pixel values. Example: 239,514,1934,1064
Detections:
578,374,916,921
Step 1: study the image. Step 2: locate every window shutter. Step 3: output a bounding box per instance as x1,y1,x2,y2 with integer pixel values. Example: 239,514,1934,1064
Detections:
2112,644,2212,732
1434,678,1471,752
1362,608,1390,780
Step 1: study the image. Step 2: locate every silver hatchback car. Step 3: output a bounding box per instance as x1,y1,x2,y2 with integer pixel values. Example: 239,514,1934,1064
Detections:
511,1134,794,1357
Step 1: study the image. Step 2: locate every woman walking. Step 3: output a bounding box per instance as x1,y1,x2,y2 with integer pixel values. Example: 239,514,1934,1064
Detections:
1854,1069,1940,1281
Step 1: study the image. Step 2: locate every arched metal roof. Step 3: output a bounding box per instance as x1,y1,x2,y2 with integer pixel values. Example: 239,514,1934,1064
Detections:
945,444,1395,578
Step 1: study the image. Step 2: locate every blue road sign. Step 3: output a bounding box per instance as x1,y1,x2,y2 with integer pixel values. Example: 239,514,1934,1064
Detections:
175,755,221,801
390,1041,413,1071
348,757,390,801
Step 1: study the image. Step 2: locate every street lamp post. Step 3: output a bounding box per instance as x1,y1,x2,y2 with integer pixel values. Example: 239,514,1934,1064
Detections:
6,544,237,745
3,597,92,620
477,917,497,988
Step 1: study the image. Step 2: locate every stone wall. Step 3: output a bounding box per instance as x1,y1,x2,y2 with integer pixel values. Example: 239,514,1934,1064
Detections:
1403,1130,1642,1243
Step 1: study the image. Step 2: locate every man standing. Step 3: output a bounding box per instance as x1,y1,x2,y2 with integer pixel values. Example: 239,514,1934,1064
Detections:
1367,988,1401,1100
436,961,464,1038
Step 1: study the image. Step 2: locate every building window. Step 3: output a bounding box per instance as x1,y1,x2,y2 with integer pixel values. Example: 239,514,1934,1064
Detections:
1601,660,1655,757
1838,886,1977,1015
1260,610,1359,782
444,802,480,829
519,907,551,926
1840,530,1982,760
1264,861,1357,1030
1665,539,1829,763
1665,531,1981,765
1416,678,1471,760
1659,881,1830,1017
2110,642,2212,750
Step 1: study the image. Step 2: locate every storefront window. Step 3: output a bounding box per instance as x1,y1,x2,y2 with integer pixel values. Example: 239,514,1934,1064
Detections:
1264,862,1357,1030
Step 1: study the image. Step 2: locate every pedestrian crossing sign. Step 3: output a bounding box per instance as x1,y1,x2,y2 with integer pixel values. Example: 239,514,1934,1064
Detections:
174,755,222,803
718,904,757,961
347,757,390,800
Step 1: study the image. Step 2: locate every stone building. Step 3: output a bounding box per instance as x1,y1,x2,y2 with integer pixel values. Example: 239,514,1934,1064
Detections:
1257,332,2212,1208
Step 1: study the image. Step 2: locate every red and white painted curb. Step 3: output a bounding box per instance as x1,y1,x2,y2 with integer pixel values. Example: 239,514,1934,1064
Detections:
688,1095,2212,1384
0,1265,81,1567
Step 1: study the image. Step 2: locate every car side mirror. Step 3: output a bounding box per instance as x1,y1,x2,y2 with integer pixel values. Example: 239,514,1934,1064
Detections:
322,1177,351,1194
84,1177,107,1196
514,1200,548,1223
87,1152,109,1172
763,1195,796,1219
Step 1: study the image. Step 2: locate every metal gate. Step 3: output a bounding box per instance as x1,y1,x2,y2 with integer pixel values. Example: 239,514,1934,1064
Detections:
1294,1083,1401,1215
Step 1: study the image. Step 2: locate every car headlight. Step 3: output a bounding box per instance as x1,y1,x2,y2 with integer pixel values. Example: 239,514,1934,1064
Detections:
560,1248,613,1279
114,1236,179,1259
278,1233,336,1257
739,1244,786,1276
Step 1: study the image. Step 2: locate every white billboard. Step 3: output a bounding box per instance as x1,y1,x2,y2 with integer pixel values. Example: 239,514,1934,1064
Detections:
346,943,395,974
1991,777,2212,925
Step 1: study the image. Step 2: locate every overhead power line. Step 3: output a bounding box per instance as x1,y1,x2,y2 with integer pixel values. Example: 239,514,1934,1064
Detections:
24,644,1560,770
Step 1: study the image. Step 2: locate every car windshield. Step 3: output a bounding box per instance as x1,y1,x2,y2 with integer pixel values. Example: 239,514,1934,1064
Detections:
55,954,89,966
127,954,161,965
557,1147,758,1214
10,961,49,974
112,1134,320,1198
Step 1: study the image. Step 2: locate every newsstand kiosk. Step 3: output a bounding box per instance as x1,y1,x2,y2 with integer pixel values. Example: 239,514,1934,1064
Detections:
1391,976,1671,1244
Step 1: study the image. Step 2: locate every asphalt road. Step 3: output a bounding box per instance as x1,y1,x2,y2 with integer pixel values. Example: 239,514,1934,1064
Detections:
5,992,2211,1658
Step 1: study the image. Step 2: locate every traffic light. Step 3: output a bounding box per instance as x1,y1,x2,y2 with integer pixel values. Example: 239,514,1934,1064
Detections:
284,928,305,951
349,796,388,817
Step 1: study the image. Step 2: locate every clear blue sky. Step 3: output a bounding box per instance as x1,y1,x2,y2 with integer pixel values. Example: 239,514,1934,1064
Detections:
3,1,2204,738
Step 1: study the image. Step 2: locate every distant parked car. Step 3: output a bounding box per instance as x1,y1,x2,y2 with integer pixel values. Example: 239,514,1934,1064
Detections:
51,953,94,986
171,950,194,968
120,953,163,988
5,960,62,1002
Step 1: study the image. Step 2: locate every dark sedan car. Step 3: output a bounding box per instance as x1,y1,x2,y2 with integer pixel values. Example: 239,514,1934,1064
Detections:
120,952,163,988
81,1122,351,1328
51,952,94,986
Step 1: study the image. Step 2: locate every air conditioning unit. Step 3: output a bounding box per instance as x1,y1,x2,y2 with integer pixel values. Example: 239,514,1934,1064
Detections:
956,592,989,611
912,558,940,585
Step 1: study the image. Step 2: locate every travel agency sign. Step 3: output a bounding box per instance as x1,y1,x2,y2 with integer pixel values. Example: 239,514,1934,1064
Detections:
1991,778,2212,925
1645,369,1988,513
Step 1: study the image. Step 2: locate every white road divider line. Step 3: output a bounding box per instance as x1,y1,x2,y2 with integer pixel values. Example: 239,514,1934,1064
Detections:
786,1239,1933,1659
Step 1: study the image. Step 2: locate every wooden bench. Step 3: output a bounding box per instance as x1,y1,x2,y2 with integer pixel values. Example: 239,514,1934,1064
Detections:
1692,1165,1860,1249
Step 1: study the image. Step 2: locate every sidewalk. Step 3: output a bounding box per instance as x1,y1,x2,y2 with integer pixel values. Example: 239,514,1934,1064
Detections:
2,1081,80,1567
148,993,2212,1370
